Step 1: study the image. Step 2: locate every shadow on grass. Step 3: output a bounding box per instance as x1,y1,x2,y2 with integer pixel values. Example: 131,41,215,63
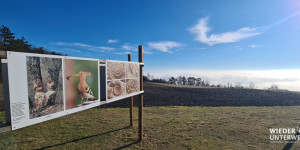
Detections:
113,141,139,150
39,126,132,150
282,131,300,150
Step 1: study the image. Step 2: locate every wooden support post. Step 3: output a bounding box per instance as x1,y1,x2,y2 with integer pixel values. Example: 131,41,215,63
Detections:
138,45,144,142
128,54,133,127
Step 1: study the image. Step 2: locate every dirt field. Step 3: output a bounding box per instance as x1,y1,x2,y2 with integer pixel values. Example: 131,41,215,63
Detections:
104,82,300,107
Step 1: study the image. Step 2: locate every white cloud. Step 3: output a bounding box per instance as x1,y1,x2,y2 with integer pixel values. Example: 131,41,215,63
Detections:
249,44,263,48
144,51,153,54
114,52,131,55
108,39,118,44
189,17,262,46
121,44,137,51
122,44,131,50
146,69,300,91
235,46,242,50
52,42,114,51
148,41,184,53
58,48,82,53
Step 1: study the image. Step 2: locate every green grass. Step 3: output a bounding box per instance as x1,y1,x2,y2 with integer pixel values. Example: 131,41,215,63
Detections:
1,106,300,149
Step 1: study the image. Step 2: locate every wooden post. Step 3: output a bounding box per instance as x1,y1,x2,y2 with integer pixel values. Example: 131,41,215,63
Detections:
128,54,133,127
138,45,143,142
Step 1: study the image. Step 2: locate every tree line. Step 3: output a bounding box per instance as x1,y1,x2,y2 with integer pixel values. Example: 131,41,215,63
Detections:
0,25,62,55
144,73,285,91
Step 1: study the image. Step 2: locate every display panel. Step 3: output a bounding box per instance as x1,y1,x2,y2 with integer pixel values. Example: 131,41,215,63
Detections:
26,56,64,119
7,52,67,130
64,58,100,114
106,60,140,103
7,52,101,130
6,52,142,130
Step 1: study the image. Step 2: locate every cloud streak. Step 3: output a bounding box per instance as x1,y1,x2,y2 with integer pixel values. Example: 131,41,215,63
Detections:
148,41,184,53
249,44,263,48
108,39,118,43
189,17,261,46
121,43,137,51
52,42,115,51
114,51,131,55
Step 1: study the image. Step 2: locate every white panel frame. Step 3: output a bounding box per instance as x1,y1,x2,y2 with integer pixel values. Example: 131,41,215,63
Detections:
7,51,67,130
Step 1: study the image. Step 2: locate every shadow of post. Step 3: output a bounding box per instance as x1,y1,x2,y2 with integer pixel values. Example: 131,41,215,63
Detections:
113,141,139,150
39,126,131,150
282,131,300,150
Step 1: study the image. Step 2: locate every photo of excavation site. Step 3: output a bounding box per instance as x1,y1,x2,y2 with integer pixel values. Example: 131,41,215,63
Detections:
26,56,64,119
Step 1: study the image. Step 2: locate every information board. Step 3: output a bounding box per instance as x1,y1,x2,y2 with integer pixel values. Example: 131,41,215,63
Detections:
6,52,142,130
7,52,100,130
106,60,140,103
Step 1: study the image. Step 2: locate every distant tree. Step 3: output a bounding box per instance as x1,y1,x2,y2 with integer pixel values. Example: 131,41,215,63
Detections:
182,76,187,85
249,82,255,89
204,80,210,87
177,76,183,85
152,78,167,83
195,78,201,86
10,36,32,52
187,77,196,86
168,77,177,84
151,75,155,80
235,82,243,89
0,25,15,50
0,40,3,49
146,73,151,81
143,75,150,82
268,84,279,91
227,82,233,88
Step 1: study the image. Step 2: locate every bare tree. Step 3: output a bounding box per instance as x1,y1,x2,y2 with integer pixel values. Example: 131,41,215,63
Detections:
235,82,243,89
249,82,255,89
268,84,279,91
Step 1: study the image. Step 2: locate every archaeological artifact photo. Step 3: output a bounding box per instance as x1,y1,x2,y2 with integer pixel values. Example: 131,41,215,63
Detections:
126,63,139,78
26,56,64,119
106,61,140,101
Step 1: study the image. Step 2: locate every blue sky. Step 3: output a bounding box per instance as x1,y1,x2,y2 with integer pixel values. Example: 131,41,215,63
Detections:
1,0,300,90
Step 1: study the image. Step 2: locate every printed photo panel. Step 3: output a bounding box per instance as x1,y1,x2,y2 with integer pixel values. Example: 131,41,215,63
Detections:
64,58,100,111
106,60,140,103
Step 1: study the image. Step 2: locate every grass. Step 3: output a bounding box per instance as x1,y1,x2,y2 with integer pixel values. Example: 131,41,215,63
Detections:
1,82,300,149
1,106,300,149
